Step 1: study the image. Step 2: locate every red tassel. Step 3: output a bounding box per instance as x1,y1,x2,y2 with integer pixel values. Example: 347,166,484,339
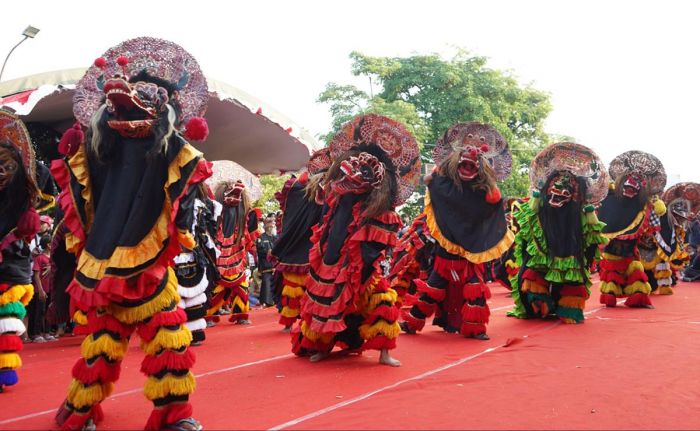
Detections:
415,279,446,302
58,122,84,157
140,349,196,376
136,308,186,342
145,403,193,431
0,334,23,352
460,322,487,337
624,293,652,308
72,357,121,385
485,187,502,204
184,117,209,142
362,335,396,351
255,107,263,115
599,293,617,307
559,285,588,298
461,303,490,324
401,310,425,332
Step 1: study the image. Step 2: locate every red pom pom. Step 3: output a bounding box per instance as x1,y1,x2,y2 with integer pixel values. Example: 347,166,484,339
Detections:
184,117,209,142
58,122,84,157
94,57,107,69
480,144,490,153
116,56,129,66
485,187,502,204
285,127,293,134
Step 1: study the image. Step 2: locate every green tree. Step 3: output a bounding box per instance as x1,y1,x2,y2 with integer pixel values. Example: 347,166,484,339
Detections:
254,174,291,215
318,49,557,198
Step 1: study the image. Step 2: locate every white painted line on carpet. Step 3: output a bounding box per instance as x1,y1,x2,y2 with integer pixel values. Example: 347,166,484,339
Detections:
268,321,565,431
268,300,626,430
0,353,293,426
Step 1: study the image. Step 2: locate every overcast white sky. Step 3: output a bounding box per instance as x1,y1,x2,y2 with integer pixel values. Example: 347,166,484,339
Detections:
2,0,698,182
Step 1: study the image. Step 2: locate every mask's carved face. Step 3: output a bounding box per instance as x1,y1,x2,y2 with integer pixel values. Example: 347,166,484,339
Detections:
622,174,643,198
546,172,578,208
457,147,481,181
0,145,19,191
670,200,690,221
454,132,492,182
223,180,245,207
104,76,169,138
330,152,385,197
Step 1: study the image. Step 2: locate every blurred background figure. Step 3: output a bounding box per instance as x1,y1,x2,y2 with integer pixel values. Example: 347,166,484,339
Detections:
257,215,278,306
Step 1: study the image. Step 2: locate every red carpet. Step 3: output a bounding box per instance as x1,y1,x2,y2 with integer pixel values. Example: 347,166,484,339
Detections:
2,281,699,430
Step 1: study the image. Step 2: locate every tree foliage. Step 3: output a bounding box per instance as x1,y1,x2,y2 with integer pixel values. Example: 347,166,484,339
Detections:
254,174,290,216
318,49,558,198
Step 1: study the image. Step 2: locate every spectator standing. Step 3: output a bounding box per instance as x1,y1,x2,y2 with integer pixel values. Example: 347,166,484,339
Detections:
256,216,278,306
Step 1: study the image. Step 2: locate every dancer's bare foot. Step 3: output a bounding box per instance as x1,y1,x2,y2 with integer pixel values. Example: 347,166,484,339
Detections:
379,348,401,367
235,319,252,325
165,417,203,431
282,325,292,333
309,351,329,363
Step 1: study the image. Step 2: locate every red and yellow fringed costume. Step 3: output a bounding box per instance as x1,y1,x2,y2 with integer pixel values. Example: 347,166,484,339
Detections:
208,180,260,324
389,214,435,308
0,110,43,391
271,149,331,329
401,123,513,340
598,150,667,309
52,37,211,430
292,114,420,366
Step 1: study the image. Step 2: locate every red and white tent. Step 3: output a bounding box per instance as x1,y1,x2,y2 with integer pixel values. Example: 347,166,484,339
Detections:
0,68,319,174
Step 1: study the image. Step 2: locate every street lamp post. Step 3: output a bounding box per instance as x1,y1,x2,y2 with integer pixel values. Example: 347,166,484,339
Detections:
0,26,40,83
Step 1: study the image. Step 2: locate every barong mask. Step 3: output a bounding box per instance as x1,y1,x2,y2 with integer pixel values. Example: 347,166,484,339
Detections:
546,172,579,208
621,174,644,199
330,152,385,197
223,180,245,207
0,110,37,200
662,182,700,223
102,68,171,138
457,142,489,181
609,150,666,199
530,142,609,207
74,37,209,141
329,114,420,207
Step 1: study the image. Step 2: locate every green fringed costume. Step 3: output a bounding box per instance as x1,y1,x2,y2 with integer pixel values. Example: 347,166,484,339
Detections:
508,200,607,322
508,142,610,324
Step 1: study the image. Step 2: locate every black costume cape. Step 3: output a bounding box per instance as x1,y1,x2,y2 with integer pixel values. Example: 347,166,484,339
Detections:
425,173,512,264
271,178,323,273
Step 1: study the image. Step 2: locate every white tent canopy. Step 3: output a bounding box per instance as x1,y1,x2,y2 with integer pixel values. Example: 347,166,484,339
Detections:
0,69,320,174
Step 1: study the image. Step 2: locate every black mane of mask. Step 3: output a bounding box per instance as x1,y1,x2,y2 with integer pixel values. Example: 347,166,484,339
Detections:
221,201,245,240
0,143,30,238
539,172,588,259
598,188,646,234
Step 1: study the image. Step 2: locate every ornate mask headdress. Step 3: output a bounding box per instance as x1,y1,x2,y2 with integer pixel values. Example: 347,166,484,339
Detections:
432,122,512,182
0,109,37,197
608,150,666,197
74,37,209,141
329,114,420,206
306,147,332,175
529,142,609,220
662,182,700,221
